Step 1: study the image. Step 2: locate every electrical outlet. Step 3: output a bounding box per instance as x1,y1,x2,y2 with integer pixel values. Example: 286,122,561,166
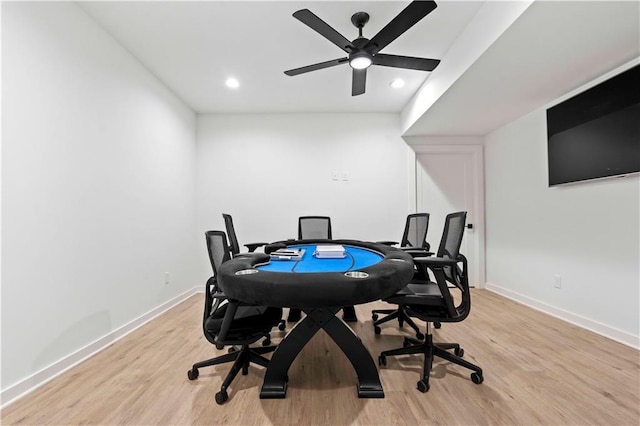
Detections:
341,171,350,181
553,275,561,289
332,171,339,181
165,272,170,285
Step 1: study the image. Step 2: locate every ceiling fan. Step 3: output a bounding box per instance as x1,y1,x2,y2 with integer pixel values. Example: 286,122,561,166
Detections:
284,1,441,96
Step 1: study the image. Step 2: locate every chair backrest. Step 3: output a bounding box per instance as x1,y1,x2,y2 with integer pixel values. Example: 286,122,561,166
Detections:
436,211,467,287
205,230,231,277
401,213,430,248
222,214,240,256
298,216,332,239
203,231,232,329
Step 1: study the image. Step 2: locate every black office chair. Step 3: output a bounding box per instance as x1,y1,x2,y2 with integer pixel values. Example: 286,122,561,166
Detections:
378,213,431,251
286,216,335,322
377,212,484,393
223,213,268,255
290,216,357,321
187,231,283,404
373,213,432,338
223,213,287,331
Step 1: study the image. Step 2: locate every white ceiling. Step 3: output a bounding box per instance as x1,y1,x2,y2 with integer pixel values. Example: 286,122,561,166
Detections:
79,1,484,114
404,0,640,135
79,1,639,136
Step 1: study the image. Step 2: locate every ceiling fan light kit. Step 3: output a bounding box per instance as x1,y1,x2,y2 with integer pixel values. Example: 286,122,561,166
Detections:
284,1,441,96
349,52,373,70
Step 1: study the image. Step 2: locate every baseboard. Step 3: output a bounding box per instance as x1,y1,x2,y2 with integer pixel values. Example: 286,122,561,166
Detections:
1,286,201,408
485,283,639,349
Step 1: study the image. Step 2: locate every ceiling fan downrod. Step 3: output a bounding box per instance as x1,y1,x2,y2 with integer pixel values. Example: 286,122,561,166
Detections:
351,12,369,38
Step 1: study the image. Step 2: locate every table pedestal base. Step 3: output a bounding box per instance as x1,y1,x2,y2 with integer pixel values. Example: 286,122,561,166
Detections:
260,307,384,399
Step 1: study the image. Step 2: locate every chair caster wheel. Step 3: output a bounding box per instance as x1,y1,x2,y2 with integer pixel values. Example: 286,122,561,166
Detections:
378,355,387,366
262,338,271,346
374,326,381,335
278,322,286,331
417,380,430,393
471,372,484,384
455,347,464,357
215,343,224,350
187,368,199,380
215,390,228,405
403,338,411,348
416,332,425,340
434,322,441,329
228,347,237,354
372,313,379,321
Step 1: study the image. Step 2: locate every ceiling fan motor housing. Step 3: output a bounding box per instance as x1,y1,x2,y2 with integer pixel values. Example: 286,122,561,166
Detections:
348,37,373,69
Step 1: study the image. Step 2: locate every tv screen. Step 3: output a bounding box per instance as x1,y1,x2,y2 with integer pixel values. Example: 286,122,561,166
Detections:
546,64,640,186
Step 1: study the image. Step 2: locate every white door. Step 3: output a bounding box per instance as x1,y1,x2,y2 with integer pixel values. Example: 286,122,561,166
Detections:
415,146,484,288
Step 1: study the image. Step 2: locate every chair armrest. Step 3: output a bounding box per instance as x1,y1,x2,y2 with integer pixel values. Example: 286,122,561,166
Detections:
413,256,458,267
244,242,268,252
413,256,462,318
216,300,238,343
401,248,433,258
264,243,284,254
377,240,399,246
212,290,227,300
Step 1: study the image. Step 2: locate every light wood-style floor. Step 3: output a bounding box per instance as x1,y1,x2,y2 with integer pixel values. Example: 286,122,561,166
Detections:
2,290,639,425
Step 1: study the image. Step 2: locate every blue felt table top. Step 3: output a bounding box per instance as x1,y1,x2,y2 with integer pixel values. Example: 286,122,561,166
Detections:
257,244,383,273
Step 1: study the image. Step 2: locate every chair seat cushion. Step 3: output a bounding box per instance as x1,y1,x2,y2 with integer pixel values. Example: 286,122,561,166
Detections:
205,304,282,341
384,281,452,320
406,303,451,320
384,282,443,305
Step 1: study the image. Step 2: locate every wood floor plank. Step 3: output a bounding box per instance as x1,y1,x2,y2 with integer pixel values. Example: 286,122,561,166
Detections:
2,290,638,425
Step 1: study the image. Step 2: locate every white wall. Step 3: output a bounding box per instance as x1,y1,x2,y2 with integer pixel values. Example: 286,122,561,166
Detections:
196,113,413,274
484,72,640,346
1,2,199,397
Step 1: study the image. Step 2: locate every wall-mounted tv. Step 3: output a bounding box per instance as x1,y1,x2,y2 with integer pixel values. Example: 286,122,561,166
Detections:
546,64,640,186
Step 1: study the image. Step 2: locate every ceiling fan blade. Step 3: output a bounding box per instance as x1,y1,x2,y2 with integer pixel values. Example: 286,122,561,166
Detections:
366,1,438,54
284,58,348,76
293,9,354,53
373,54,440,71
352,69,367,96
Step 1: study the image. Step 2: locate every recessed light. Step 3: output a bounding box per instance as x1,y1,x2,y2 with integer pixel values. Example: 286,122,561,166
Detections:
225,77,240,89
390,79,405,89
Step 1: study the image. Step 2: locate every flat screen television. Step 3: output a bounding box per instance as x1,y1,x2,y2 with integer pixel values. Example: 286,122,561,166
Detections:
546,64,640,186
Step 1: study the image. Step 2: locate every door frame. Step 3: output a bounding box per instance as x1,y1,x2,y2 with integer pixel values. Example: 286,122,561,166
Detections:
407,143,485,288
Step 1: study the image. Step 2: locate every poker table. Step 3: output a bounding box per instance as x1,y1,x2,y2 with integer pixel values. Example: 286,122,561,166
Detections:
217,239,414,399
